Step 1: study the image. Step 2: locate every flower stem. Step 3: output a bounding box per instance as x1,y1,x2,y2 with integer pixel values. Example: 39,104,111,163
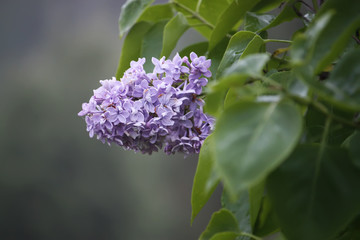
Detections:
289,94,360,129
264,39,292,44
171,0,214,30
260,76,360,129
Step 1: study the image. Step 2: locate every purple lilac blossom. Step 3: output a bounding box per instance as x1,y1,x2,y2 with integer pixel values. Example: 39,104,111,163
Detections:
78,52,214,155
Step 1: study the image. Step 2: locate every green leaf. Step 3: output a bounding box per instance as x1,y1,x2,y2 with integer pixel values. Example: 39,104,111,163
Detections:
253,196,279,237
222,190,252,237
223,54,269,77
321,49,360,111
211,75,249,92
172,0,212,39
214,100,302,197
179,42,208,58
160,13,189,58
257,0,300,33
249,182,265,230
200,209,239,240
191,135,219,224
267,145,360,240
252,0,285,13
208,37,230,78
223,84,263,108
244,12,275,33
241,35,265,57
141,20,168,72
336,215,360,240
209,232,239,240
118,0,154,38
207,53,269,117
221,182,264,240
137,3,173,23
216,31,258,78
291,12,333,66
115,22,152,79
213,53,268,89
209,0,261,51
203,89,226,116
212,54,270,91
304,106,354,145
310,0,360,73
197,0,231,26
292,0,360,73
297,49,360,111
349,131,360,168
268,71,308,97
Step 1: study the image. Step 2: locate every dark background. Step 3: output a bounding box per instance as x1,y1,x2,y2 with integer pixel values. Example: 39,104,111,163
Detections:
0,0,302,239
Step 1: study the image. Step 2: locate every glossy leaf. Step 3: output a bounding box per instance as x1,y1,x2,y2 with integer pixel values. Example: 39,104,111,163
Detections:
141,20,168,72
267,145,360,240
211,54,269,91
252,0,285,13
137,3,173,23
257,0,300,33
161,13,189,58
214,101,302,197
200,209,239,240
207,54,269,118
244,12,275,32
209,0,261,51
241,35,265,57
216,31,258,78
115,22,152,79
118,0,153,38
179,42,208,58
191,135,219,223
223,54,269,77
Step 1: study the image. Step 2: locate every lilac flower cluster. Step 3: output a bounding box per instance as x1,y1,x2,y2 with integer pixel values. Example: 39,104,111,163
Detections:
78,52,214,155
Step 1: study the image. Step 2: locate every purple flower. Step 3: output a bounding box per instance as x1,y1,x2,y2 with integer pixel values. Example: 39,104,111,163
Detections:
78,52,215,155
189,52,212,80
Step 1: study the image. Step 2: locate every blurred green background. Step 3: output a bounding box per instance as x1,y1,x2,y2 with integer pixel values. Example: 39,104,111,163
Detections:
0,0,221,239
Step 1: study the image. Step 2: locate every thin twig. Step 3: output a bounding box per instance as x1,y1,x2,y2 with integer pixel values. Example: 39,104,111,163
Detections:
171,0,214,30
264,39,292,44
299,0,315,12
352,35,360,45
292,5,310,24
261,76,360,129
